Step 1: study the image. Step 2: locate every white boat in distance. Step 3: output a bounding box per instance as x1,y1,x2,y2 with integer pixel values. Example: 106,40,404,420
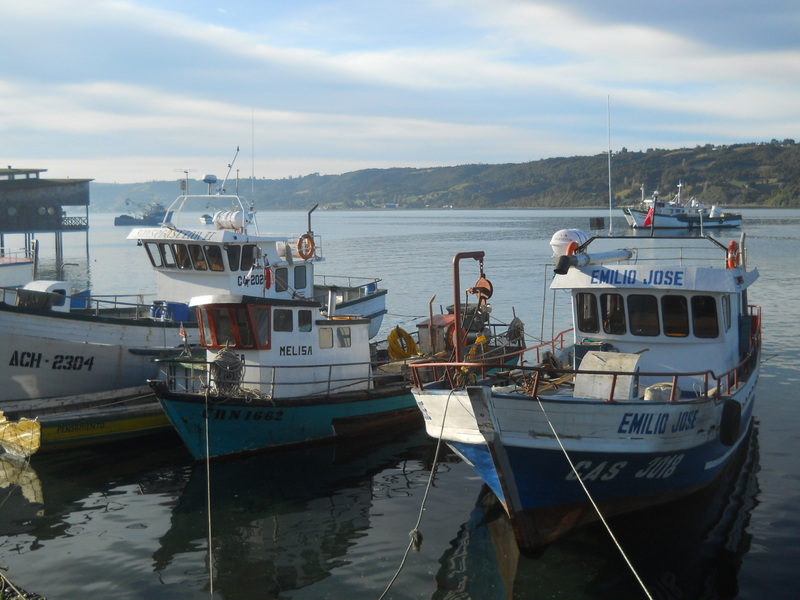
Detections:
0,240,36,288
410,230,760,554
0,170,387,456
622,183,743,229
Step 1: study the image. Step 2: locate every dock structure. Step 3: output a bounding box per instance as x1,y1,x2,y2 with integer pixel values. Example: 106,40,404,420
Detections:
0,167,92,277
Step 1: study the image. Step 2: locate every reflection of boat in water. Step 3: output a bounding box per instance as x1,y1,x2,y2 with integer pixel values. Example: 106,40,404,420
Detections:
435,423,760,599
153,429,435,596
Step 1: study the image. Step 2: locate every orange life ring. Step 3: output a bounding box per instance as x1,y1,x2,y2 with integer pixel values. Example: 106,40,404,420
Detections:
446,323,467,350
565,241,579,255
297,234,315,260
264,266,272,289
726,241,739,269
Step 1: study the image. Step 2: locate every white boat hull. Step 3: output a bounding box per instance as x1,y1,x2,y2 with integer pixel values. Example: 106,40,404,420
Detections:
0,303,186,403
623,207,743,229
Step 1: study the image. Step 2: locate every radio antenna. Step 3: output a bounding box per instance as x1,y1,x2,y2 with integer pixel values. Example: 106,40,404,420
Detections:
220,146,240,193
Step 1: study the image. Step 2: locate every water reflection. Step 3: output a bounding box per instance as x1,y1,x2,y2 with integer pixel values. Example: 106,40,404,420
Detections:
0,432,189,538
153,429,435,599
434,423,760,600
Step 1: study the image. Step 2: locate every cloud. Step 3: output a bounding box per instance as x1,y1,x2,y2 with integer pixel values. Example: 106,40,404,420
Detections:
1,0,798,182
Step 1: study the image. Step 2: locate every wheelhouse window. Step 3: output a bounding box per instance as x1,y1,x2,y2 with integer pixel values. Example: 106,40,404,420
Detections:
188,244,207,270
576,292,599,333
722,295,731,332
319,327,333,349
318,326,351,348
204,245,225,271
159,243,177,268
240,245,257,271
275,267,289,292
337,326,352,347
628,294,660,336
601,293,626,335
295,265,308,290
299,310,312,332
208,306,236,346
144,241,216,271
226,244,241,271
274,308,293,332
199,304,271,349
661,296,689,337
235,307,252,347
692,296,719,338
173,244,192,270
144,242,164,268
251,306,270,346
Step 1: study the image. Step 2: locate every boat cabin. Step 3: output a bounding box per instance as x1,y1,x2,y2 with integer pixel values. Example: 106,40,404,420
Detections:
128,194,321,315
552,259,758,395
187,294,374,398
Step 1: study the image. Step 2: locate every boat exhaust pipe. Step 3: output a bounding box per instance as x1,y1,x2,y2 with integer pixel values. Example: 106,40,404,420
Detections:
327,286,337,317
554,249,634,275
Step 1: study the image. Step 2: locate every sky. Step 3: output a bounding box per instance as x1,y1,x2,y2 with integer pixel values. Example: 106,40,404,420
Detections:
2,0,799,183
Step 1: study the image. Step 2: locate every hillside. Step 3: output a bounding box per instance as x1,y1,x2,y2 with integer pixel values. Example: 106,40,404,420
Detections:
90,140,800,212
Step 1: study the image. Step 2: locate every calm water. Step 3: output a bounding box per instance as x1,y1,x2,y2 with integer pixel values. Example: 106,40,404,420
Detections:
1,208,798,599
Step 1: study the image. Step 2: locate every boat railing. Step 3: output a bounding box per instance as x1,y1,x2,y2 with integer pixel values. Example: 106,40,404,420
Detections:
164,194,253,231
76,293,160,319
410,310,761,403
0,246,34,262
581,235,734,267
409,326,559,384
314,274,382,291
61,216,89,230
0,285,166,320
161,356,378,397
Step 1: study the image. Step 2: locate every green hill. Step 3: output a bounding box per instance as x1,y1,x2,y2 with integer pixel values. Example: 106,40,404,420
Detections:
90,140,800,212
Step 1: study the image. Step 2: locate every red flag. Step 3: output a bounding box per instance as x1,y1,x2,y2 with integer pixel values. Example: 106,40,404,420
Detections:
642,206,654,228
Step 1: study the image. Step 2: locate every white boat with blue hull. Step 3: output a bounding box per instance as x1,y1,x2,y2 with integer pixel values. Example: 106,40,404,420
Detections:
149,293,418,460
410,231,760,554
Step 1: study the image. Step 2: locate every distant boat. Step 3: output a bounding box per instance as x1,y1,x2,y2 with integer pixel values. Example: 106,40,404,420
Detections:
114,200,168,226
410,230,760,554
0,240,37,288
622,183,742,229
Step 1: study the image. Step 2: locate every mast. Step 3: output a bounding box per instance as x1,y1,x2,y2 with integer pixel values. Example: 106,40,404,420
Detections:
607,96,613,234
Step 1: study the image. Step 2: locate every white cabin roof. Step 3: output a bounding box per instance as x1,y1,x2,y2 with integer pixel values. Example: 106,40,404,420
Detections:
552,265,758,294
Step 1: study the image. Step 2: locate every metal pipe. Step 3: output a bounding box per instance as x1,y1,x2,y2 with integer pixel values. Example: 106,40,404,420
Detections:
452,252,485,363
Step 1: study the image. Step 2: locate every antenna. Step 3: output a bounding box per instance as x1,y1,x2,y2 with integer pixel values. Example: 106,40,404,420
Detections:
607,95,613,235
173,169,196,193
220,146,240,193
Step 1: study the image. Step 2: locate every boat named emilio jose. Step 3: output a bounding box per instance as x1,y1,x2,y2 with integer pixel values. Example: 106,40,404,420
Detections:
410,230,760,554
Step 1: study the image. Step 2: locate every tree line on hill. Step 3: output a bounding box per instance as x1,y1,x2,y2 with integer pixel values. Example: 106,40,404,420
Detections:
90,140,800,212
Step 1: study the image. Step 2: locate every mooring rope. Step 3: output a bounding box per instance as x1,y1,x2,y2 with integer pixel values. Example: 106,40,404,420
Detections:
203,388,215,599
377,390,454,600
534,397,654,600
